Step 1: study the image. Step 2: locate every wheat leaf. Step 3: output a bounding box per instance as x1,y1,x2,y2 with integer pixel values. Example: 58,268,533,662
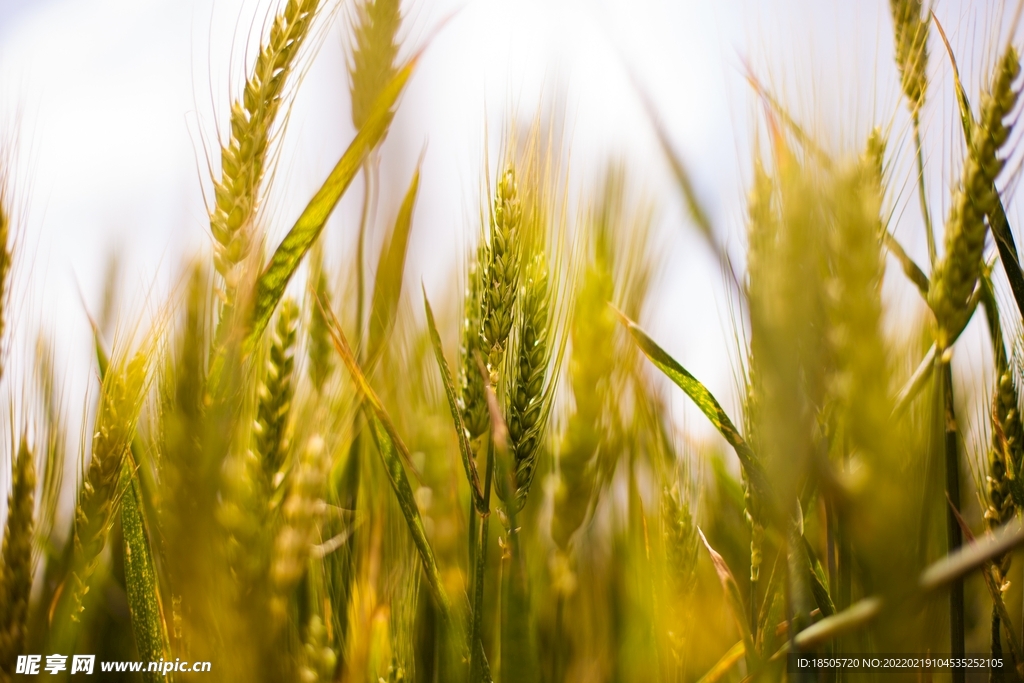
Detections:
947,498,1023,666
695,641,746,683
699,528,757,664
317,294,455,636
792,597,883,649
249,57,417,347
618,308,769,502
422,288,485,509
803,537,836,618
119,458,172,683
882,230,929,298
367,164,421,363
920,521,1024,592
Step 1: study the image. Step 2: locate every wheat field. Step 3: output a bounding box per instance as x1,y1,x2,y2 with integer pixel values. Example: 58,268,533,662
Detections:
3,0,1024,682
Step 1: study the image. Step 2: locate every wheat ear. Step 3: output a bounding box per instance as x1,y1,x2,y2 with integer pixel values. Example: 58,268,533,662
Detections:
256,298,298,479
929,47,1021,347
70,351,151,620
506,252,553,509
482,166,524,383
211,0,321,305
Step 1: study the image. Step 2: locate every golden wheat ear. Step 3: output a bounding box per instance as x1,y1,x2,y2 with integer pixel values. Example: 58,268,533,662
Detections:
210,0,324,310
0,437,35,676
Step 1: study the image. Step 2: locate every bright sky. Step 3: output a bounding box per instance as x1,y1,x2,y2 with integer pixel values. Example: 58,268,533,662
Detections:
0,0,1009,460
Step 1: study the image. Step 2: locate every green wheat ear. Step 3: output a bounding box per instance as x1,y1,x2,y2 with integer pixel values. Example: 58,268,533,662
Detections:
482,166,524,382
506,251,553,509
929,47,1021,348
459,242,489,441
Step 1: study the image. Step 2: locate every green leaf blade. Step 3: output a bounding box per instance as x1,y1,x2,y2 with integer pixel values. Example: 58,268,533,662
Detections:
367,166,421,363
120,460,173,683
423,289,485,509
249,58,417,347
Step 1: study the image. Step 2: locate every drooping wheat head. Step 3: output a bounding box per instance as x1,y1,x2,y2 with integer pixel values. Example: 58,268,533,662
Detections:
211,0,322,306
929,47,1021,348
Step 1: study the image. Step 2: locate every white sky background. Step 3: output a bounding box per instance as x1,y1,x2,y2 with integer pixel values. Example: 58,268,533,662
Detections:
0,0,1016,475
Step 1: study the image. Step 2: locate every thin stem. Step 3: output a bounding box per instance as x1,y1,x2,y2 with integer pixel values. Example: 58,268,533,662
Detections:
941,359,965,681
750,577,758,641
838,436,851,615
469,439,494,682
913,114,937,267
554,593,564,683
355,158,374,355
